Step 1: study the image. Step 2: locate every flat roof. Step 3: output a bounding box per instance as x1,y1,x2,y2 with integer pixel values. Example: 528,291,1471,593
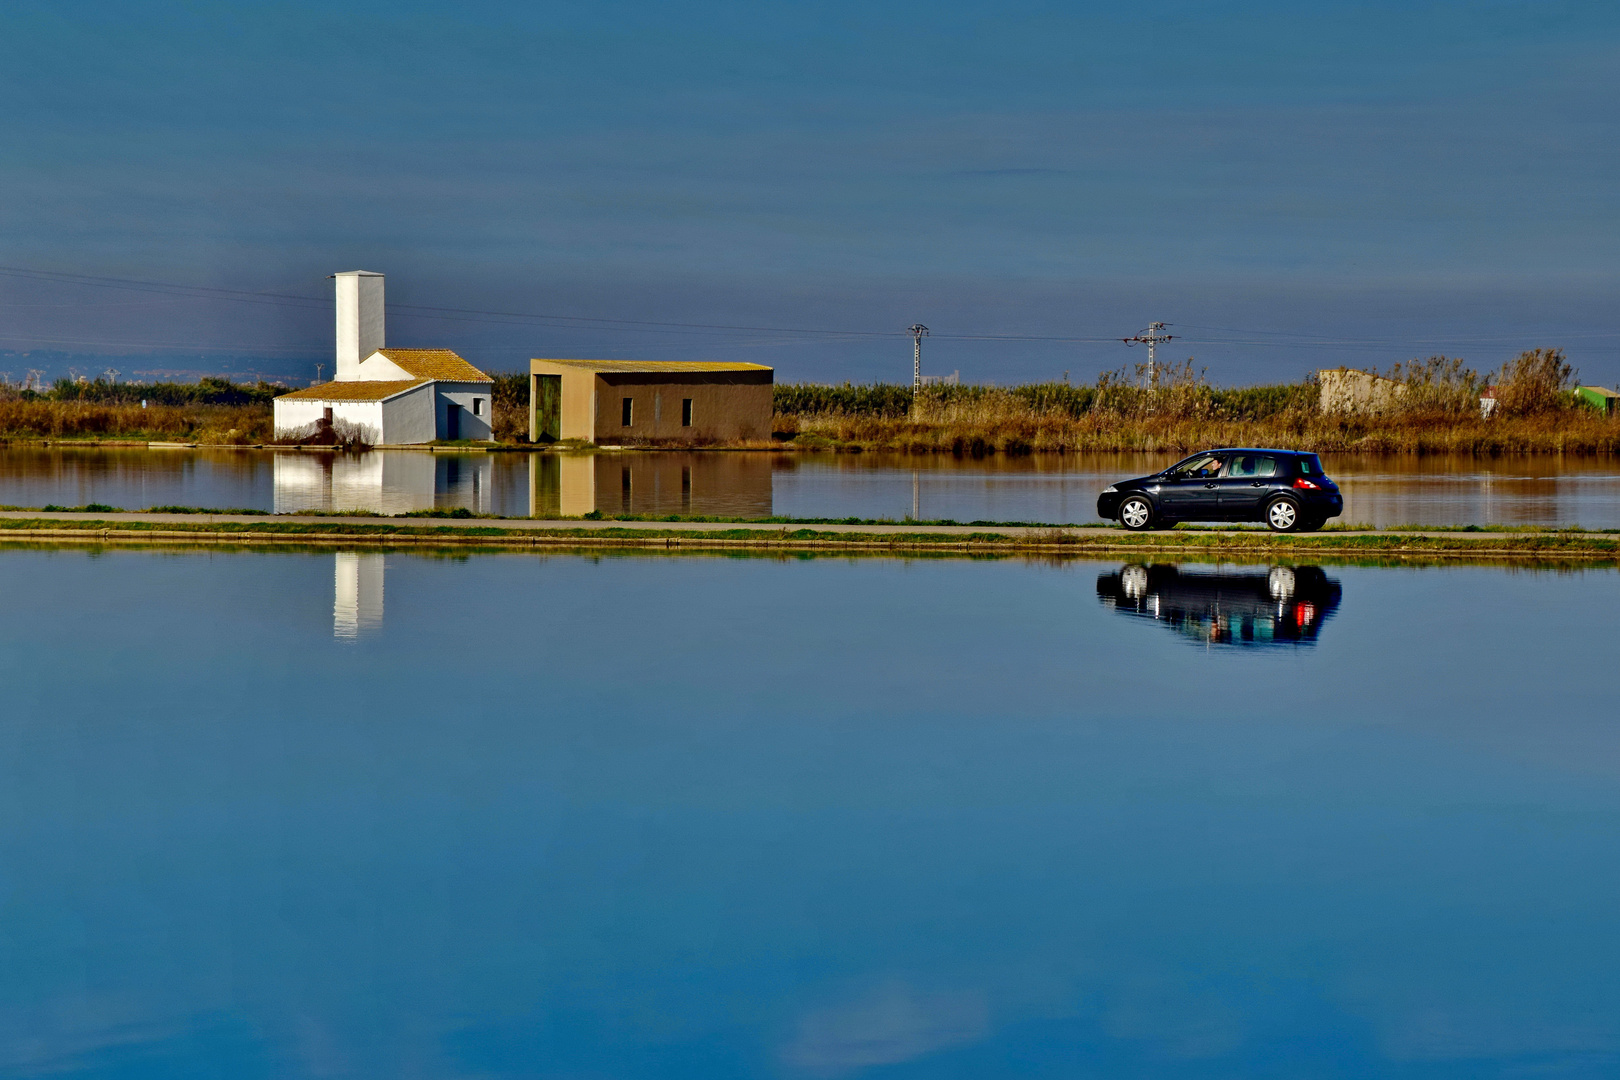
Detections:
530,358,772,374
277,380,426,402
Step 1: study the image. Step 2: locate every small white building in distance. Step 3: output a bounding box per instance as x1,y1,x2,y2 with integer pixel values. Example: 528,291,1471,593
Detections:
274,271,494,445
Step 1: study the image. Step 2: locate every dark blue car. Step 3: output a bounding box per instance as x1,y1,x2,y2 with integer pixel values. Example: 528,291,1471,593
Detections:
1097,448,1343,532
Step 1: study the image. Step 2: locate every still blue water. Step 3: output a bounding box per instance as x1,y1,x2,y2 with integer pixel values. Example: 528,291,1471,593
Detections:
6,447,1620,526
2,548,1619,1077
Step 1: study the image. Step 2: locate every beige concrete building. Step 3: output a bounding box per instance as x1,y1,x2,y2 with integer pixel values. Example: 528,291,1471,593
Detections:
1318,367,1408,416
529,359,773,445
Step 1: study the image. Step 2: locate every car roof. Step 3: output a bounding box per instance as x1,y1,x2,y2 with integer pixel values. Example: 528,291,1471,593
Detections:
1204,447,1314,456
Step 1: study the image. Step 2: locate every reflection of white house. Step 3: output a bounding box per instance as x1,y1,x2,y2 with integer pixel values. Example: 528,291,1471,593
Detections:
273,450,493,515
333,552,384,639
273,271,494,445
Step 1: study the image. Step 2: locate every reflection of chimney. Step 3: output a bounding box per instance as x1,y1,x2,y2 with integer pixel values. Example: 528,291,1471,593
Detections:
334,552,385,639
333,271,384,381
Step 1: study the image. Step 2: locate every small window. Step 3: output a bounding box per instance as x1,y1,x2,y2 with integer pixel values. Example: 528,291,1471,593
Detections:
622,397,633,426
472,398,484,416
681,398,693,427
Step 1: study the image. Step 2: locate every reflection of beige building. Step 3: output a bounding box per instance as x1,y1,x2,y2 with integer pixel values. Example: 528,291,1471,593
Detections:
529,359,773,445
274,451,493,515
529,452,773,518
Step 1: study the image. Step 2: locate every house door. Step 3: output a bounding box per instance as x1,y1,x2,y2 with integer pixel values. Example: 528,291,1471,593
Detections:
534,375,562,441
445,403,461,440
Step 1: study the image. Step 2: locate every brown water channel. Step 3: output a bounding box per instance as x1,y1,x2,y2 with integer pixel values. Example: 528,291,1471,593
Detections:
2,446,1619,527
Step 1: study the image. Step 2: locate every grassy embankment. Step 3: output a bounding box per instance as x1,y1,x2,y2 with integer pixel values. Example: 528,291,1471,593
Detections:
6,351,1617,455
2,508,1618,564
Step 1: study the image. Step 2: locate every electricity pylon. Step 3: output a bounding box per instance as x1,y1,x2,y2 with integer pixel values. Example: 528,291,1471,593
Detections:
1123,322,1174,388
908,324,929,403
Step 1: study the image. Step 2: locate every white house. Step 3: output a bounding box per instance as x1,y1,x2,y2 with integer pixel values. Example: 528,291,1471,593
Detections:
274,271,494,445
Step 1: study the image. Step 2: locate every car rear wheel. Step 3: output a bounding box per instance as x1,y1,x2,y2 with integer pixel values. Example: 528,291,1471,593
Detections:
1119,495,1155,531
1265,497,1303,532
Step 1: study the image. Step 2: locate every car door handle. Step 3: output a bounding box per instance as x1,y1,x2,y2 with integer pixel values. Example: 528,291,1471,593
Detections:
1251,481,1264,487
1204,482,1217,488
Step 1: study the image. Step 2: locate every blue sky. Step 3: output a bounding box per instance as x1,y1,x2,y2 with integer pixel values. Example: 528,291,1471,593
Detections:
2,0,1618,384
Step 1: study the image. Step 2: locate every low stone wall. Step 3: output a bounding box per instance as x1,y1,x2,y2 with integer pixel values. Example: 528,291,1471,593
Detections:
1318,368,1408,415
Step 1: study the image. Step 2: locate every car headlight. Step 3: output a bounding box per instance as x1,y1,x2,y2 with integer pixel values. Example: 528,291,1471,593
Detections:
1102,485,1118,493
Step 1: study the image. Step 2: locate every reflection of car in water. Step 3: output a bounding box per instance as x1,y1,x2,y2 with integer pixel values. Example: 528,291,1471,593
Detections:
1097,564,1342,647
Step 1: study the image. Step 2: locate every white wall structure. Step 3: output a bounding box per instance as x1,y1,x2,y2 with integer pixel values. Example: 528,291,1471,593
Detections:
274,272,494,445
380,382,439,445
334,271,385,381
273,396,386,445
434,381,495,441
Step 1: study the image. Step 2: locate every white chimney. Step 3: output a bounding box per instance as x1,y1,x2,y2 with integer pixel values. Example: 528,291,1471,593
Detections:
333,270,384,381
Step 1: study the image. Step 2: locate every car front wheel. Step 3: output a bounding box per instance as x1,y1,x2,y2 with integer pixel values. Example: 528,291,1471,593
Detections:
1119,495,1156,531
1265,497,1303,532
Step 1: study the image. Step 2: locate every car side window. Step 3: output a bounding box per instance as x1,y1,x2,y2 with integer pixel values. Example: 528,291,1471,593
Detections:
1225,456,1250,478
1226,455,1277,478
1172,454,1223,480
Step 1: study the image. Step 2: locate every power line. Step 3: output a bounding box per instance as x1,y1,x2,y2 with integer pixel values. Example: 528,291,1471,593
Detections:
2,265,1616,353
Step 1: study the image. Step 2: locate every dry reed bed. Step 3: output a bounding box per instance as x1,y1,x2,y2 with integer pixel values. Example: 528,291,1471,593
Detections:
786,397,1620,455
0,400,273,443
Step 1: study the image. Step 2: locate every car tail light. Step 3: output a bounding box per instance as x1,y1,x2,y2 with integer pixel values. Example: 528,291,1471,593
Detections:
1293,478,1321,490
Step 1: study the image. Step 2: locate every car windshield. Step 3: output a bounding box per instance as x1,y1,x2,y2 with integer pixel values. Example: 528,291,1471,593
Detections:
1224,454,1277,478
1168,454,1223,479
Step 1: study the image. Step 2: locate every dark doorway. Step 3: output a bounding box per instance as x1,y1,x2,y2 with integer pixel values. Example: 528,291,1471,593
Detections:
533,375,561,441
445,402,461,440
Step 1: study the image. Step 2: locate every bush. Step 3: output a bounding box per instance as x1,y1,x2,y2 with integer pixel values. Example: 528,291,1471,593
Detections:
1381,356,1483,417
38,376,284,407
773,383,916,417
1493,348,1574,416
487,371,532,442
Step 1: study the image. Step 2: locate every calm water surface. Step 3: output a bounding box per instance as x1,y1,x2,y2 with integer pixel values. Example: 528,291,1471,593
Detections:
4,446,1620,525
2,546,1618,1077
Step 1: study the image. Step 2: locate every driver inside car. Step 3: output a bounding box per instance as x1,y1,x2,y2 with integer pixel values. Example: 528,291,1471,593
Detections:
1176,454,1223,479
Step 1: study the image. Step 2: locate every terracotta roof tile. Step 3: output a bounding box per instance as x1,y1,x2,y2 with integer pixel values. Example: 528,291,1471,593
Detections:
276,380,426,402
375,349,491,382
